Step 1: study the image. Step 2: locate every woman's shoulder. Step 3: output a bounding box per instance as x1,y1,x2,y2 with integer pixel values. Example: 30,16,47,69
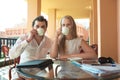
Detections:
76,37,82,40
66,37,82,45
72,37,82,41
72,37,83,45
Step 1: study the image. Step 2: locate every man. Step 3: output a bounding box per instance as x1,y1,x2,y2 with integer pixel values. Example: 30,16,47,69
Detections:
9,16,52,80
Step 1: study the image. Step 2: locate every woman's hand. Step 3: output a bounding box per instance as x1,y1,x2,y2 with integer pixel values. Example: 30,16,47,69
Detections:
55,28,65,43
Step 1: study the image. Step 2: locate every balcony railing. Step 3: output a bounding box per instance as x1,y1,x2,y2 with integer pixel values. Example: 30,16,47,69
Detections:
0,38,17,58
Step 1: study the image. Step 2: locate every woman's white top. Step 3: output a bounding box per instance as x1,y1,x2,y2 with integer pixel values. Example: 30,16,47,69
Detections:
65,37,82,54
58,37,84,78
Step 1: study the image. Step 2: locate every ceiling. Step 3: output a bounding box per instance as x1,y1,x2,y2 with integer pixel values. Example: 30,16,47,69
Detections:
41,0,92,19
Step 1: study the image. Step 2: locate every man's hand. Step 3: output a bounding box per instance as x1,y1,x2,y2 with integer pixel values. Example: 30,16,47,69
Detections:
26,29,37,43
55,28,61,38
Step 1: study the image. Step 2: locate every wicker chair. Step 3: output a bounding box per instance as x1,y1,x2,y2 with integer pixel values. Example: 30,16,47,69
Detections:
9,56,20,80
1,45,11,66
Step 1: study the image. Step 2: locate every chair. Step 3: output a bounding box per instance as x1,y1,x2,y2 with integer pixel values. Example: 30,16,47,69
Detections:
1,45,20,80
80,44,98,55
1,45,11,66
90,44,98,55
9,56,20,80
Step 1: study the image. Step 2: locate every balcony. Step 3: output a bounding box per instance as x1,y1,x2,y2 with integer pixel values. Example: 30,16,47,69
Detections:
0,38,17,80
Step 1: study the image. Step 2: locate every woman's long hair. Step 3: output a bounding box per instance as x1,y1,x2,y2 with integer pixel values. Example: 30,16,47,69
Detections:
59,15,77,54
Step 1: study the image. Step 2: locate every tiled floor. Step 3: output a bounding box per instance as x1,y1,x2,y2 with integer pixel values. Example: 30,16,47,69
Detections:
0,65,10,80
0,58,10,80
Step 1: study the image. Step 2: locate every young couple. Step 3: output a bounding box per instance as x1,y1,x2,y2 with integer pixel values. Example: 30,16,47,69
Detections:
9,15,97,80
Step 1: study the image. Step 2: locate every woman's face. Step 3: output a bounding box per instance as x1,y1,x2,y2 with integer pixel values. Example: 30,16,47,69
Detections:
61,18,73,35
61,18,72,29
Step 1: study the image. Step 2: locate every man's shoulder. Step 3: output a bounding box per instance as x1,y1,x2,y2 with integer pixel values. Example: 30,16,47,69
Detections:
19,33,28,40
44,36,52,42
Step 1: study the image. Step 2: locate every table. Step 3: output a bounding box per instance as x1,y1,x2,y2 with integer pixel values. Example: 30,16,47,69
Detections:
16,59,120,80
54,59,120,80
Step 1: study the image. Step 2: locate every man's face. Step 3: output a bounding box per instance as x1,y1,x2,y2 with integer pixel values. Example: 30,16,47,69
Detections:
33,20,47,30
33,20,47,36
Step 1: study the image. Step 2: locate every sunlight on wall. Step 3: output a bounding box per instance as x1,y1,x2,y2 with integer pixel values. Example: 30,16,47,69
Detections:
0,0,27,31
75,19,90,41
41,12,48,20
75,19,90,29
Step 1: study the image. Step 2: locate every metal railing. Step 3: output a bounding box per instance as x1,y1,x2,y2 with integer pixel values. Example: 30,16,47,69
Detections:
0,38,17,58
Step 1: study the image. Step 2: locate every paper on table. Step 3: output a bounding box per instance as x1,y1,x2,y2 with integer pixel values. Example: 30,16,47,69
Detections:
71,61,120,75
90,64,120,76
91,64,120,71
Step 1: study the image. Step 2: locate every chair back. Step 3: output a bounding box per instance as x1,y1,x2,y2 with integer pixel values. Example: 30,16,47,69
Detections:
90,44,98,55
9,56,20,80
1,45,9,56
1,45,11,66
80,44,98,55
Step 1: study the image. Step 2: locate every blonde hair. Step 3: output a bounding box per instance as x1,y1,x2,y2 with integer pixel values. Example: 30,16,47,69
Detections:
59,15,77,54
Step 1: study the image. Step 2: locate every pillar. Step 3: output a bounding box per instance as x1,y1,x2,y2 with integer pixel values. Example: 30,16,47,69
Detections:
27,0,41,31
117,0,120,63
47,9,56,39
90,0,98,45
97,0,118,62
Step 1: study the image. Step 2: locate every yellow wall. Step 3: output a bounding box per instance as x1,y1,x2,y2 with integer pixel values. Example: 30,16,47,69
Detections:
47,9,56,39
97,0,118,62
27,0,41,31
117,0,120,63
90,0,98,44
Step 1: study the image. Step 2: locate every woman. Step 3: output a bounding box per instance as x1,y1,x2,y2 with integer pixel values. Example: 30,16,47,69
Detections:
50,15,97,79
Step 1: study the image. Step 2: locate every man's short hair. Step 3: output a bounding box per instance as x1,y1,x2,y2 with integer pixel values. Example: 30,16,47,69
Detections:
32,16,48,27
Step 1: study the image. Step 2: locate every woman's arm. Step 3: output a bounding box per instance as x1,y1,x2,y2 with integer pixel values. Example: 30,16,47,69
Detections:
50,36,59,59
50,28,62,59
77,39,97,59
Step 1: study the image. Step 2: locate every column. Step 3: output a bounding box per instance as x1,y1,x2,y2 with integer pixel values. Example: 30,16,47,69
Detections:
90,0,98,45
27,0,41,32
97,0,118,62
47,9,56,39
117,0,120,63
